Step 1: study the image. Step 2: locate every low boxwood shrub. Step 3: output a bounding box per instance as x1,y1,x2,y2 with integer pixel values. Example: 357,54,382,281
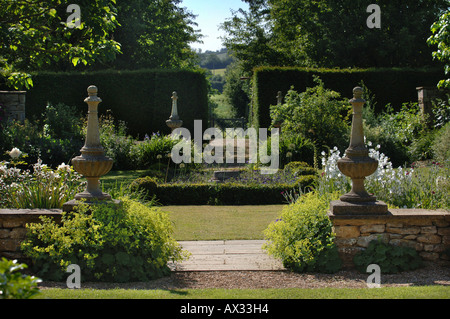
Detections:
263,192,342,273
353,240,423,274
284,161,317,176
21,198,186,282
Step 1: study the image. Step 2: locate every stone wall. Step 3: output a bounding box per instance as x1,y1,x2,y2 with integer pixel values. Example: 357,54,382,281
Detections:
0,91,26,122
0,209,61,261
328,209,450,268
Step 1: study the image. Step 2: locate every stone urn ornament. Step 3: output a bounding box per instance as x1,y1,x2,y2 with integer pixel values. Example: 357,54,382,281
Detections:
166,91,183,132
63,85,115,211
330,87,387,215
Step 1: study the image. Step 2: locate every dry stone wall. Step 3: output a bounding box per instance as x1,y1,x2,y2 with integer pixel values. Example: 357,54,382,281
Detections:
328,209,450,268
0,209,61,261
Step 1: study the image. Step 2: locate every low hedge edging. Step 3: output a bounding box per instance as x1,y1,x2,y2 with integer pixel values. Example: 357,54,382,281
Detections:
131,175,316,205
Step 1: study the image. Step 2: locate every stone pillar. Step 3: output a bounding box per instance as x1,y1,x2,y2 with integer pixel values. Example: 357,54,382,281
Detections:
0,91,26,122
63,85,118,212
330,87,387,215
166,91,183,132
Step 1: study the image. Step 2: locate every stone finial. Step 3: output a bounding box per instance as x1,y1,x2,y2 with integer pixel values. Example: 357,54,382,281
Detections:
330,86,388,215
276,91,282,105
166,91,183,131
68,85,113,203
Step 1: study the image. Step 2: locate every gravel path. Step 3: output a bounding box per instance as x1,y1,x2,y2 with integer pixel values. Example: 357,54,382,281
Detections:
39,262,449,290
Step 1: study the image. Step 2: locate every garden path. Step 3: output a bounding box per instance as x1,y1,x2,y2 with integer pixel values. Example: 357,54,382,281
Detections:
168,240,285,271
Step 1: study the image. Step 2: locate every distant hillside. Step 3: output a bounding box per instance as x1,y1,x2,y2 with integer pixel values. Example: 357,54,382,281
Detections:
197,48,234,70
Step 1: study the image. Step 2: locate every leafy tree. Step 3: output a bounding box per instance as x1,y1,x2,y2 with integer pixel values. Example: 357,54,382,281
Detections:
220,0,286,72
221,0,449,69
111,0,201,69
269,0,449,68
0,0,121,89
428,10,450,89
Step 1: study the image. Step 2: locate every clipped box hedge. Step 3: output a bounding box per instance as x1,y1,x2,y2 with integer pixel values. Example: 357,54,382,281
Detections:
251,67,444,129
131,175,316,205
25,69,209,137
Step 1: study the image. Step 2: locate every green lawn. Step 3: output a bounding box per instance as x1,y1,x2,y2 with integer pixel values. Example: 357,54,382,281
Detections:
162,205,284,240
37,286,450,299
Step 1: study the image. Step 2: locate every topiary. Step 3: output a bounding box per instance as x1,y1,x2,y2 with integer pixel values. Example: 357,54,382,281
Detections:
353,240,423,274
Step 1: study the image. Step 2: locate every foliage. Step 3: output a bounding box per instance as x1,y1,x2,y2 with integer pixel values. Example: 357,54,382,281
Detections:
133,175,316,205
0,0,121,89
131,133,180,169
428,10,450,89
21,198,186,282
222,0,448,70
0,157,84,209
42,103,83,141
251,66,444,131
283,161,317,176
353,240,423,274
111,0,201,70
263,192,342,273
97,111,135,170
364,103,428,166
0,258,41,299
432,121,450,164
1,103,84,166
269,78,350,153
317,145,450,210
220,0,283,73
223,61,251,118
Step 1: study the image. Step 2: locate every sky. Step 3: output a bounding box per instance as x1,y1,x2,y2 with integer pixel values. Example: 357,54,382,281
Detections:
181,0,249,52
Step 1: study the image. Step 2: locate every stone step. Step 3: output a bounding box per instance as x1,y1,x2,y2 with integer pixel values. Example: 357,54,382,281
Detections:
168,240,285,271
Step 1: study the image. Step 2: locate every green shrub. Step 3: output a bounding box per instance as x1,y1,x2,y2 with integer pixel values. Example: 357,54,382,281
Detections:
263,192,342,273
131,133,179,169
130,176,158,196
98,111,135,170
276,133,317,167
284,161,317,176
0,258,41,299
432,122,450,164
21,198,186,282
252,66,444,130
269,78,351,154
353,240,423,274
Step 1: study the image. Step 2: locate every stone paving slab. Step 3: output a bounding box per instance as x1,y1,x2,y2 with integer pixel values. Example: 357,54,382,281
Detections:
169,240,285,271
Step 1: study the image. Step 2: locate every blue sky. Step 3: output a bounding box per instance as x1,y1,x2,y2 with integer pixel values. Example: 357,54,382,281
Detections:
181,0,249,52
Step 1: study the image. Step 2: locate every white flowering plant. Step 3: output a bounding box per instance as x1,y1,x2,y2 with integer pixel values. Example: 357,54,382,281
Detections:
316,143,450,209
0,152,85,208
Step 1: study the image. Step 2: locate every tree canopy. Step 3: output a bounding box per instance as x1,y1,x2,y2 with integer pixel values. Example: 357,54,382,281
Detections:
428,10,450,89
0,0,202,90
0,0,121,89
221,0,449,71
111,0,202,70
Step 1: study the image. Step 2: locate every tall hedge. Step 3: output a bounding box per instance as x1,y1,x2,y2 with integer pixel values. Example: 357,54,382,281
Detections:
251,67,444,130
25,69,209,137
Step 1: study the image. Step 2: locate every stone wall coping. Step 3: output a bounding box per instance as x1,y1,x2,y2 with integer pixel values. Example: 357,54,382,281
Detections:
0,209,62,216
328,209,450,220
